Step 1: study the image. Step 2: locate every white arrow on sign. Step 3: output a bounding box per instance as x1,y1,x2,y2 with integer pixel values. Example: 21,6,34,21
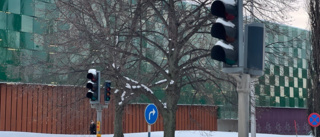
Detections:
149,109,155,120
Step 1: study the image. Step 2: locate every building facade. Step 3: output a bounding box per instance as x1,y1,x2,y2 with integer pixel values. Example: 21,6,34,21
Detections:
0,0,55,83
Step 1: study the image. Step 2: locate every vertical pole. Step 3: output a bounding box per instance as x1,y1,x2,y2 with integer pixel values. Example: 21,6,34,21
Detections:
148,124,151,137
97,106,102,137
250,79,256,137
238,0,244,68
249,0,256,136
238,74,250,137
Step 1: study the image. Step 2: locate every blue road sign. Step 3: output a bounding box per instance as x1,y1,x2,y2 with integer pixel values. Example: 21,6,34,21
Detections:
144,104,158,125
308,113,320,127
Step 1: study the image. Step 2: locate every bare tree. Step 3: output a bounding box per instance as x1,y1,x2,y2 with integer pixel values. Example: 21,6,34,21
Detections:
308,0,320,136
28,0,303,137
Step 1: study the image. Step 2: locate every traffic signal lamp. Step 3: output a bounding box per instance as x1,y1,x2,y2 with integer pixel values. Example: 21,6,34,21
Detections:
210,0,241,66
105,81,111,103
86,69,100,102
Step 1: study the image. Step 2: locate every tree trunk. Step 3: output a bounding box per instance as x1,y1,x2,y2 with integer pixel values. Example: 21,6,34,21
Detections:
163,107,177,137
162,88,180,137
113,105,124,137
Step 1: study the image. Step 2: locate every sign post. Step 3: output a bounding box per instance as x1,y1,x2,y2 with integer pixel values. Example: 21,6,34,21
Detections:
144,104,158,137
308,113,320,137
96,121,101,137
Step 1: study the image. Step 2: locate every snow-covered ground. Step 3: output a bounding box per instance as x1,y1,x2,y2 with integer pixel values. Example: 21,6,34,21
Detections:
0,131,313,137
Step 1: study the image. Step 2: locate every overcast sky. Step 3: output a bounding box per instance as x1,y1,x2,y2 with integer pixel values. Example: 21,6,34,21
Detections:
287,0,309,30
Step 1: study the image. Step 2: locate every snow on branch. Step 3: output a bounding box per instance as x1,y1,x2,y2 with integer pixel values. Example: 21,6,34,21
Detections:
155,79,167,84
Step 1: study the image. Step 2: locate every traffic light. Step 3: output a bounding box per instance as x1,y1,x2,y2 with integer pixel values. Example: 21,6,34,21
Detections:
104,80,111,103
210,0,243,67
86,69,100,102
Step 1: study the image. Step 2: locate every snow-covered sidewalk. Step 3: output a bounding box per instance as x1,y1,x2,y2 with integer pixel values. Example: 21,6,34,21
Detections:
0,131,312,137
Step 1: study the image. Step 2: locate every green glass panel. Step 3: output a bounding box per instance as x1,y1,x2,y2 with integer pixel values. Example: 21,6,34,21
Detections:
0,29,7,47
269,75,275,85
294,88,299,97
255,86,260,95
274,66,280,75
6,49,20,65
6,64,20,81
35,1,46,18
297,59,303,68
279,76,285,86
21,15,33,33
298,98,305,108
289,98,295,107
303,89,307,98
265,68,270,75
0,47,6,63
280,97,285,107
284,87,290,97
0,64,7,81
20,32,34,50
20,49,33,66
258,76,264,85
264,85,270,95
259,96,266,106
7,13,21,31
34,34,44,50
0,12,7,29
275,86,280,96
7,30,20,49
284,67,289,76
293,68,298,77
270,96,276,106
33,18,47,34
301,49,306,58
0,0,8,12
289,77,294,87
298,78,303,87
33,51,47,62
21,0,34,16
8,0,20,14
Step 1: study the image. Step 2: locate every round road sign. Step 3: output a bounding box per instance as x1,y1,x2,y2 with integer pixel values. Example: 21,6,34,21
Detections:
308,113,320,127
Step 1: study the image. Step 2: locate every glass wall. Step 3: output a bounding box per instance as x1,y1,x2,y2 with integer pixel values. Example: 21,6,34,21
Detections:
0,0,54,83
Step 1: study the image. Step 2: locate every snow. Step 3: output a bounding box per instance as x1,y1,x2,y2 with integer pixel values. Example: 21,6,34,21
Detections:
118,91,126,105
125,83,131,89
155,79,167,84
141,84,154,94
114,89,119,94
88,69,97,75
216,18,235,28
163,102,167,108
0,131,312,137
215,41,234,50
124,76,138,84
112,63,120,69
221,0,236,6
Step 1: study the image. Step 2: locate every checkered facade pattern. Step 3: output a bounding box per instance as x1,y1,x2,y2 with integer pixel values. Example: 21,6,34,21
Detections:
256,25,310,108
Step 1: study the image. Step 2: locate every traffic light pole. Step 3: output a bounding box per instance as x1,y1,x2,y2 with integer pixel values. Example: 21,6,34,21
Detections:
91,103,108,137
235,74,250,137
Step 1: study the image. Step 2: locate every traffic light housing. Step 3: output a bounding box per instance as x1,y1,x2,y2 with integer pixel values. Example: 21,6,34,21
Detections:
104,80,111,103
86,69,100,103
210,0,243,68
